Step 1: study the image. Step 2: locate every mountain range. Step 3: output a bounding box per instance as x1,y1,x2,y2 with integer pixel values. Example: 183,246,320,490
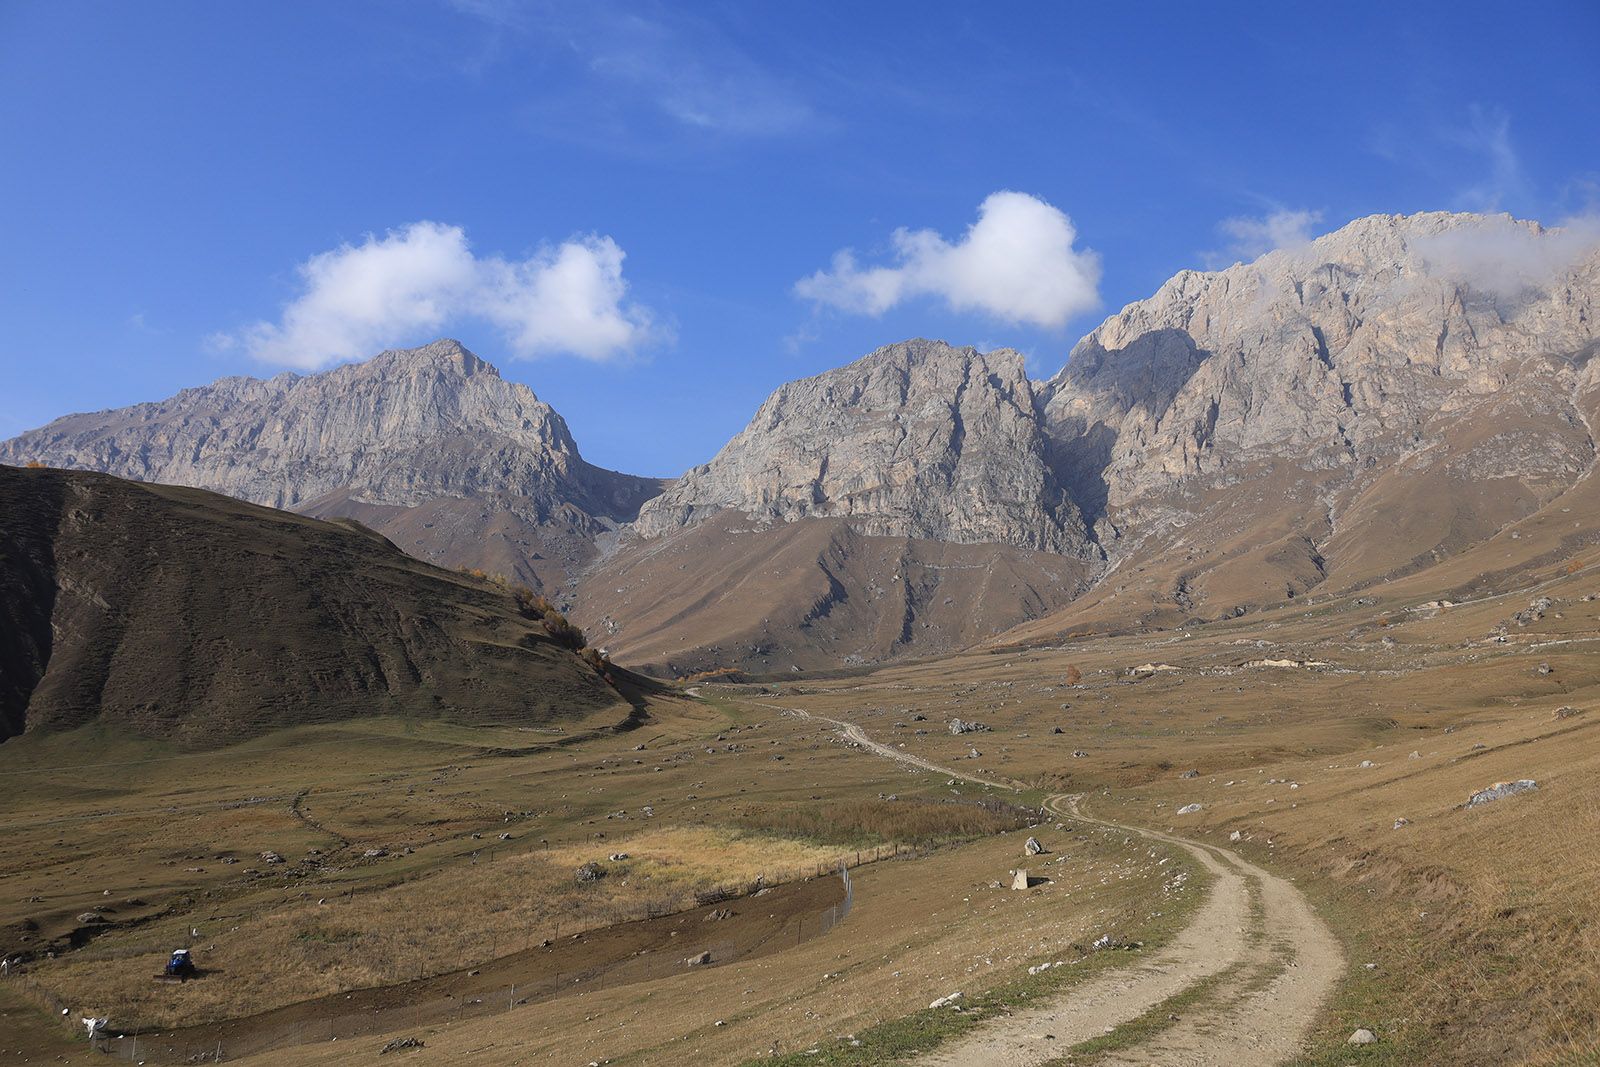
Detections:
6,210,1597,676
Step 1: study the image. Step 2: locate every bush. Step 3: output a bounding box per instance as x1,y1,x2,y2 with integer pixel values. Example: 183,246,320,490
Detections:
1064,665,1082,685
543,611,586,651
682,667,746,684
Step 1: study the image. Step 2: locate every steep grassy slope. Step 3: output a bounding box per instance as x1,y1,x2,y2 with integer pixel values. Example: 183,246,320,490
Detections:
0,464,629,746
575,511,1098,676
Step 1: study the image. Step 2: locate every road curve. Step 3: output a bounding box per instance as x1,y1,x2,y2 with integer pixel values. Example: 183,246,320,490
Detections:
746,697,1344,1066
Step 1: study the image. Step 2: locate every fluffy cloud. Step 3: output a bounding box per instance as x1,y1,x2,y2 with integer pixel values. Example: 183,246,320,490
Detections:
794,191,1101,329
1414,213,1600,298
1214,208,1323,263
231,222,660,369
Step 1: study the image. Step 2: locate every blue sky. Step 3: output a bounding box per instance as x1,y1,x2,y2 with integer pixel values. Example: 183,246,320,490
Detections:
2,2,1597,477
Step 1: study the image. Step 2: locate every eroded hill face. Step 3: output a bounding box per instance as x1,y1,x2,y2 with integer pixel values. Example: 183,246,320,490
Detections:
1023,211,1600,632
0,339,663,593
577,511,1098,675
0,465,629,746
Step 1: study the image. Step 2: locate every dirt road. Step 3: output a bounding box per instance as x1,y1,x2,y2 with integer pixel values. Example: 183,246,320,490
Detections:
757,699,1345,1066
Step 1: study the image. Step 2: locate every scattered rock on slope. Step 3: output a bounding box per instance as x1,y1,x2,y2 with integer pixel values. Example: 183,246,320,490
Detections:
1467,780,1539,807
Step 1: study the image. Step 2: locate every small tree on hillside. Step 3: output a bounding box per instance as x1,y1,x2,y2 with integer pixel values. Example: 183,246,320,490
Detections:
543,610,586,651
1064,664,1082,686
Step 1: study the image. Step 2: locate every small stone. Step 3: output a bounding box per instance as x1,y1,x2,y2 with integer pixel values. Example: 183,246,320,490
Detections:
379,1036,425,1054
1347,1027,1378,1045
1176,803,1202,815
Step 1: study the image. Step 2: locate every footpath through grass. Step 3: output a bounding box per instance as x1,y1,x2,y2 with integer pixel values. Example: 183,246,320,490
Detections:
747,838,1214,1067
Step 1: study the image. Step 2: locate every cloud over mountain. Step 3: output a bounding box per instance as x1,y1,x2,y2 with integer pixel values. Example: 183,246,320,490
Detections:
795,191,1101,329
225,221,660,369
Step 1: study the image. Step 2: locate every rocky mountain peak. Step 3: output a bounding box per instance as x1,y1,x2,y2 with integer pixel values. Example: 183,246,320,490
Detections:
365,337,495,379
634,338,1092,555
0,340,665,591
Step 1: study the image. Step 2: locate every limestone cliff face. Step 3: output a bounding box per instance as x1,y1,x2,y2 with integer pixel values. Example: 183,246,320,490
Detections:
634,339,1094,556
0,340,663,591
1042,212,1600,537
0,339,658,524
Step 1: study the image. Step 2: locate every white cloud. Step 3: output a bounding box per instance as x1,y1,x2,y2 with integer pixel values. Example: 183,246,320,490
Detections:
794,191,1101,329
1450,105,1529,212
230,222,660,369
1415,213,1600,299
449,1,815,140
1213,208,1323,265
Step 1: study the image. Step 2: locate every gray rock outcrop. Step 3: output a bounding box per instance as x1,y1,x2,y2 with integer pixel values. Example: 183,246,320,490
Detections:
1043,212,1600,536
634,339,1094,555
0,340,662,590
1466,779,1539,807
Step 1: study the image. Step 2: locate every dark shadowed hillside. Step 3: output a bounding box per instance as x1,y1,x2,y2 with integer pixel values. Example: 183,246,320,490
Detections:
0,464,631,746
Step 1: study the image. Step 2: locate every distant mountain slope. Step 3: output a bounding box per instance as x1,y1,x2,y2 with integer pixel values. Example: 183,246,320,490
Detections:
579,339,1100,672
636,338,1093,555
0,340,663,594
0,465,629,746
597,212,1600,669
576,511,1096,675
1017,211,1600,634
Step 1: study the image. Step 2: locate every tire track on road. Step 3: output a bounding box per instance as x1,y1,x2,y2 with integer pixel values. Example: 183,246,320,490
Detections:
741,697,1343,1066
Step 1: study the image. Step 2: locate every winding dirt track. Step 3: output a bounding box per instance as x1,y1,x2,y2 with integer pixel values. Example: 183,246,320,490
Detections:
761,700,1344,1066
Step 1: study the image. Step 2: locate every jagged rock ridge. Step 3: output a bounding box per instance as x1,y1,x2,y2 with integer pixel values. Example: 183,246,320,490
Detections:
0,339,663,591
635,338,1096,557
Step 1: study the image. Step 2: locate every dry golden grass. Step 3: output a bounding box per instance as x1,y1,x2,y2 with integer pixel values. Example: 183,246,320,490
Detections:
721,796,1032,847
8,543,1600,1063
251,822,1199,1066
30,824,854,1029
728,561,1600,1064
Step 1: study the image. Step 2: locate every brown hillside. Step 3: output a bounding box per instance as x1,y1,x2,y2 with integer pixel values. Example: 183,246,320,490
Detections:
0,464,630,746
575,511,1097,676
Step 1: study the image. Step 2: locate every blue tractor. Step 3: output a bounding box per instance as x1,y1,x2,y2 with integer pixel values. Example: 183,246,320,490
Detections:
163,948,197,981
